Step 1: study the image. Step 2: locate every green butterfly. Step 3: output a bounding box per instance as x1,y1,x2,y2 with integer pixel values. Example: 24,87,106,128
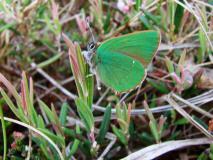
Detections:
83,31,161,93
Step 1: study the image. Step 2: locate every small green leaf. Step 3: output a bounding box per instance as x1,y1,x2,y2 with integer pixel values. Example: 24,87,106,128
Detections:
115,105,122,120
209,153,213,160
168,131,180,140
50,104,64,135
0,89,27,122
168,0,176,32
197,152,208,160
147,78,169,93
75,98,94,132
0,100,7,160
38,100,55,123
63,127,76,138
150,94,157,108
38,128,65,147
122,104,128,122
37,115,45,129
0,22,16,32
22,73,38,126
142,9,167,32
165,57,175,73
135,0,142,11
174,0,184,33
86,74,94,108
37,53,63,68
192,115,208,130
59,102,69,126
32,137,52,159
97,105,111,143
174,118,189,125
69,125,81,157
139,132,154,145
149,121,160,143
198,28,206,63
140,16,153,29
112,125,127,145
103,9,111,33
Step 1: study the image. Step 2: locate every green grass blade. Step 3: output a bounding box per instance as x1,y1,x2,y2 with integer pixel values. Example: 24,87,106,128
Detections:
38,100,55,123
0,73,22,108
112,125,127,145
135,0,142,11
140,16,153,29
165,57,175,73
198,28,206,63
75,98,94,132
149,121,160,143
168,0,176,33
0,100,7,160
142,9,167,32
0,89,27,122
0,22,16,32
22,72,38,126
174,0,184,33
86,74,94,108
37,53,63,68
97,105,111,143
37,115,46,129
59,102,69,126
50,104,64,135
147,78,169,94
68,125,81,157
38,128,65,147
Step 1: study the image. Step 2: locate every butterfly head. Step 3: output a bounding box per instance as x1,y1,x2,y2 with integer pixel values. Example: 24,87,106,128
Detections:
87,41,96,52
82,41,96,65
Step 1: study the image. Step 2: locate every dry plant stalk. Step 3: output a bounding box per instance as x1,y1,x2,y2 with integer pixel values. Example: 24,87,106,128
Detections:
166,93,213,139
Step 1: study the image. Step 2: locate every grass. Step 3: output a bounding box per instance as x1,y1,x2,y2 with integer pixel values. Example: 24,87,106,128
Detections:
0,0,213,159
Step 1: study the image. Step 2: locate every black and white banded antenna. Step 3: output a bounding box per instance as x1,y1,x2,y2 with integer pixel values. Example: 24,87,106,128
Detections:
84,17,101,90
86,17,96,44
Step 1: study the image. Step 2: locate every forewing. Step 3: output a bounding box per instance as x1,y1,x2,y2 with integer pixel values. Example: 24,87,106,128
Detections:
97,31,160,67
96,52,146,92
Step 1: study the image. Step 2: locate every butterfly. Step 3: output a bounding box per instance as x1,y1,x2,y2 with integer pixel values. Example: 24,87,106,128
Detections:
83,30,161,93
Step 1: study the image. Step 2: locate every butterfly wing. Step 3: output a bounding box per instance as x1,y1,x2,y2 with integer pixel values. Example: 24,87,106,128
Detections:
95,30,160,92
97,31,160,67
96,51,146,92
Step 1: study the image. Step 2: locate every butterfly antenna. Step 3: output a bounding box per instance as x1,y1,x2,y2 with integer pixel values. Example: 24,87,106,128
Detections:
86,17,96,43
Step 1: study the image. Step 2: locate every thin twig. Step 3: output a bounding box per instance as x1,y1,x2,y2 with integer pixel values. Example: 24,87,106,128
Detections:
95,88,110,106
97,138,116,160
193,0,213,9
34,83,64,102
31,62,77,99
38,77,74,100
166,94,213,139
122,138,213,160
93,89,213,115
158,43,199,51
171,93,213,119
26,131,32,160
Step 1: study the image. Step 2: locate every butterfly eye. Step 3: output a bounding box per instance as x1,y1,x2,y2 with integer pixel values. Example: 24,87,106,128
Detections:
88,42,96,50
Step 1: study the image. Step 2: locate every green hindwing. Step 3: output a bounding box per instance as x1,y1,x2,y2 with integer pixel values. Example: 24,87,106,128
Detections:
96,52,146,92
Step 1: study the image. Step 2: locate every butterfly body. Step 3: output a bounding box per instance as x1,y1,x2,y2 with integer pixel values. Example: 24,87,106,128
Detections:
84,30,160,92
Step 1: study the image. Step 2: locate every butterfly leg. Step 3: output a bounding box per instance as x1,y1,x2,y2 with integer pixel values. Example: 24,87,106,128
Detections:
82,51,101,90
95,73,101,90
89,66,101,90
